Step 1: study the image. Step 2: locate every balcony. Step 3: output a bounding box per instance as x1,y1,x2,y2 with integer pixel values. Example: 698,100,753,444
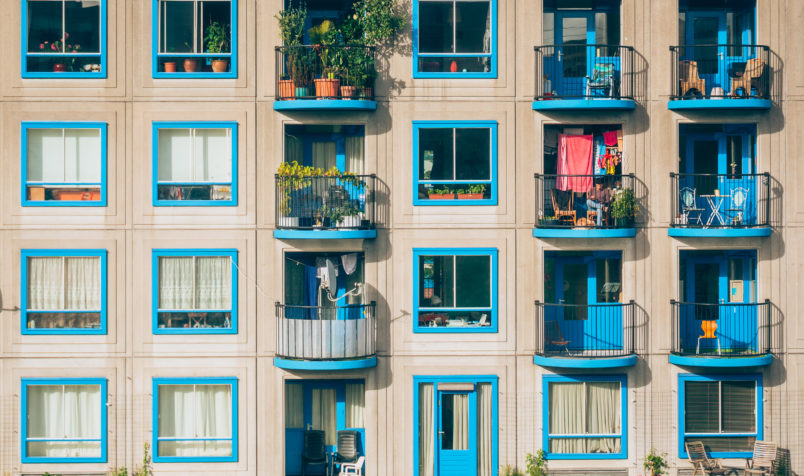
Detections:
669,173,771,237
274,174,377,239
534,301,637,368
274,46,376,111
670,300,773,368
534,174,642,238
533,45,639,111
274,303,376,370
668,45,774,110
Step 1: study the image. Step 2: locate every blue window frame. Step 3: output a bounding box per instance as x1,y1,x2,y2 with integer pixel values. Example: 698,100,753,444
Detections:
543,374,627,459
412,0,497,78
678,373,762,458
413,248,498,333
152,0,237,79
21,377,108,464
413,375,498,476
21,122,108,207
152,121,238,206
21,0,107,79
21,249,108,335
413,121,498,206
152,249,238,334
153,377,238,463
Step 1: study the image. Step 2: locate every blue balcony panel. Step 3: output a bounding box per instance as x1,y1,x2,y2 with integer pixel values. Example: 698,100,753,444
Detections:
532,99,635,111
534,228,636,238
274,100,377,111
667,98,771,111
273,356,377,370
668,227,771,238
533,354,637,369
668,353,772,368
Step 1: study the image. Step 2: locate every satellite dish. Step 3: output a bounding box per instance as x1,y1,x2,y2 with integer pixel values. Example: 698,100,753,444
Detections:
326,259,338,297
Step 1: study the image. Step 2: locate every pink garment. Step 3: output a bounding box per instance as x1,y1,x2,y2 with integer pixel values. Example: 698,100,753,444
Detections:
603,130,618,146
556,134,594,192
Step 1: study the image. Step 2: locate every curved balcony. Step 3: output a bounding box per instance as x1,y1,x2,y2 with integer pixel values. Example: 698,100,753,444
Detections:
534,301,637,369
668,45,774,110
274,303,377,370
533,44,640,111
669,173,771,238
274,46,377,111
670,300,773,368
534,173,642,238
274,174,377,239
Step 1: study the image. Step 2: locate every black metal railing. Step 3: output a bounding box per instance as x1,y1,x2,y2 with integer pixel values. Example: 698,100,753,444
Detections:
275,174,376,230
670,173,769,228
276,302,376,361
671,300,771,356
535,301,636,358
670,45,772,100
275,45,376,100
534,44,636,100
535,173,643,228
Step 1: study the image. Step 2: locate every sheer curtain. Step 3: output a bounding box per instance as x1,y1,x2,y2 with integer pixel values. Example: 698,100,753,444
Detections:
477,383,493,476
345,383,365,428
285,135,304,164
586,382,621,453
312,388,337,446
28,257,100,311
451,394,469,450
285,384,304,428
65,257,101,310
158,257,194,309
27,384,102,457
28,257,64,309
549,381,621,454
418,384,434,476
345,136,364,175
158,383,232,457
194,257,231,310
158,129,230,183
312,142,337,170
548,382,585,453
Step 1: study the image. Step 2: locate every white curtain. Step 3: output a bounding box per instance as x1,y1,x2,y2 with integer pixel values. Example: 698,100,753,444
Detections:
27,384,102,457
586,382,621,453
451,394,469,450
158,383,232,457
418,384,434,476
548,382,585,453
27,128,101,183
158,129,231,183
345,383,365,428
285,135,304,164
548,382,620,454
28,256,100,311
312,142,337,170
312,388,337,446
194,257,231,310
158,256,194,310
285,384,303,428
345,136,364,175
477,383,493,476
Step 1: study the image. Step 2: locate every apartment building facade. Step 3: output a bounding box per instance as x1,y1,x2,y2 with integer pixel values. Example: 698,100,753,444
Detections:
0,0,800,475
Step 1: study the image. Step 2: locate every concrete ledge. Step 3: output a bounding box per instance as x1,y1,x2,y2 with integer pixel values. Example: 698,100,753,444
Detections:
533,354,638,369
273,356,377,370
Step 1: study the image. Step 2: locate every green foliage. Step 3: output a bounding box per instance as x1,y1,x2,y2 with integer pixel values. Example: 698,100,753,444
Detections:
275,1,307,46
277,161,366,216
610,187,638,219
429,186,453,196
525,450,547,476
500,464,525,476
643,448,669,476
309,20,340,77
352,0,407,47
204,21,230,54
469,184,487,194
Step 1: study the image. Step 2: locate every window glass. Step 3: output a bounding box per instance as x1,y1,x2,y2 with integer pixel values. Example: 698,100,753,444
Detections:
26,255,102,330
547,380,622,455
416,126,493,202
157,255,233,330
596,258,621,303
683,378,758,453
157,382,234,458
157,0,233,74
416,0,493,74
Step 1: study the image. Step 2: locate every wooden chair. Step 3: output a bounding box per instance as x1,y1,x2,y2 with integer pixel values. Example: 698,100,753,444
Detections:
685,440,727,476
544,320,571,354
730,58,766,98
679,60,706,98
550,189,576,226
744,441,778,476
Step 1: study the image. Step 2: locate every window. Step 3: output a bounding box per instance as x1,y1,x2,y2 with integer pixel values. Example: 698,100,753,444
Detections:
21,378,107,463
543,375,627,459
22,0,107,78
153,377,237,462
414,248,497,332
22,122,107,207
413,121,497,206
413,0,497,78
152,249,237,334
414,376,498,476
679,374,761,457
153,0,237,78
153,122,237,206
21,249,107,335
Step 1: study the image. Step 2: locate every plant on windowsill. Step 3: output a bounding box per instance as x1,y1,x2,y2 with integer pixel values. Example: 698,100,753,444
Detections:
40,35,82,72
275,1,308,98
456,183,486,200
205,21,231,73
643,448,668,476
610,187,637,228
180,42,200,72
427,185,454,200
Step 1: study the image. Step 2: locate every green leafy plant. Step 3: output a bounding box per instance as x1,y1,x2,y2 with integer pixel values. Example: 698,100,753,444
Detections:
277,161,366,217
275,2,310,85
610,187,638,221
643,448,668,476
454,188,466,194
352,0,407,47
525,450,547,476
309,20,340,78
204,21,230,55
469,184,487,194
500,464,525,476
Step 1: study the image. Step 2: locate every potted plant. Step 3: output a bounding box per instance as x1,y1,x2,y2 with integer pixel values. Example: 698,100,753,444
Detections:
457,184,485,200
335,205,362,228
525,450,547,476
610,187,638,227
183,40,199,72
643,448,668,476
275,2,307,98
204,21,231,73
163,61,177,72
427,186,454,200
309,20,340,98
276,161,315,228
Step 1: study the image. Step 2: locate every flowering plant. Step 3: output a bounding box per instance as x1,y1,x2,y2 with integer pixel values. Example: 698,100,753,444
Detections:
39,33,81,54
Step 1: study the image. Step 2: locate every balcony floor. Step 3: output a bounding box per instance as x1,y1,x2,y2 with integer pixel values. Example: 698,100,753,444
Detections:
667,98,771,110
668,353,772,368
273,99,377,111
668,227,771,238
532,99,636,111
273,356,377,370
533,354,637,369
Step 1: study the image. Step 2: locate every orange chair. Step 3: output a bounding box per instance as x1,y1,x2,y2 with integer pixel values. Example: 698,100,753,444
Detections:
696,320,721,355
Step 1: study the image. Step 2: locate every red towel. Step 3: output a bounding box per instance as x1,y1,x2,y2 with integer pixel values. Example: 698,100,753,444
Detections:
603,130,618,146
557,134,593,192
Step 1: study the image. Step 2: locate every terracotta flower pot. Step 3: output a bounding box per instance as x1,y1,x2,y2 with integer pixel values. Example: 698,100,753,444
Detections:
428,193,454,200
53,63,67,72
360,87,373,99
314,78,340,99
278,79,295,99
340,85,358,99
163,61,177,73
183,59,200,72
457,193,484,200
211,59,229,73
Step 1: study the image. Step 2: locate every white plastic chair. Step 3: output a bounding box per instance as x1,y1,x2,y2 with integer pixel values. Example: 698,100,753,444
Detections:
339,456,365,475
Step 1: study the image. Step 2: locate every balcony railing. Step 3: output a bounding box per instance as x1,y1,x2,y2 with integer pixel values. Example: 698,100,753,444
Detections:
535,301,636,358
670,45,772,100
275,174,376,230
534,44,637,100
276,303,376,361
670,173,769,228
671,300,771,356
275,45,376,100
535,174,642,228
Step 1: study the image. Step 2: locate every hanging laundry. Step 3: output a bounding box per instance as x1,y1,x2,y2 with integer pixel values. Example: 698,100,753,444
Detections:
603,130,618,146
593,136,606,176
341,253,358,275
557,134,593,192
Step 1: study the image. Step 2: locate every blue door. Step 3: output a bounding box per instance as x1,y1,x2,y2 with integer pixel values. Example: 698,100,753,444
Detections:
437,389,477,476
554,12,594,96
